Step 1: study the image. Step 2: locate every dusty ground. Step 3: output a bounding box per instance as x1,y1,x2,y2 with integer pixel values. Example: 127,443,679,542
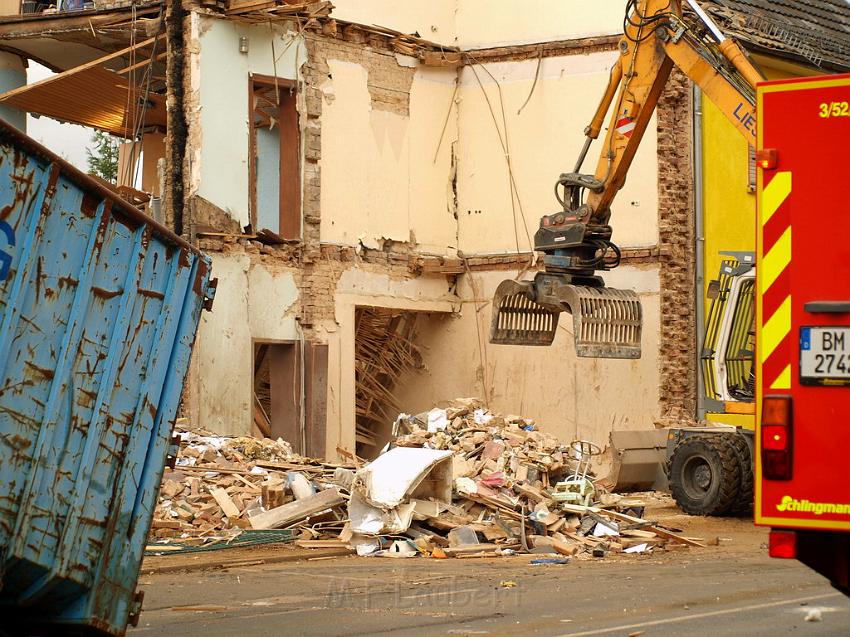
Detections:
132,495,850,636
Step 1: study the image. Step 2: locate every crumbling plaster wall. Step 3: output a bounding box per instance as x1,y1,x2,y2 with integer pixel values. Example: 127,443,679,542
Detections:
656,67,696,425
188,250,301,435
187,14,305,228
456,51,659,255
394,265,661,447
309,40,459,254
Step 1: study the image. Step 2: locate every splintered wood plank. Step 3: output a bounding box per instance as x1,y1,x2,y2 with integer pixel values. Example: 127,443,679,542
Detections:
211,488,241,518
249,487,344,530
560,504,706,548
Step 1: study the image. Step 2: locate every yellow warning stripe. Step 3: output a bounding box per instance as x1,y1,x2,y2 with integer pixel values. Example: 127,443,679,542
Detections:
762,172,792,225
770,364,791,390
762,295,791,363
760,227,792,295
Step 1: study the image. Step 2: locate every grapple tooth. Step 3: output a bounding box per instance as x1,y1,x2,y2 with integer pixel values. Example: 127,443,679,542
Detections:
561,286,642,359
489,280,558,346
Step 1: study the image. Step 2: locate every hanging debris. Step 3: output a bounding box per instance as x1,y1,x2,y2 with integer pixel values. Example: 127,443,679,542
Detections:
354,307,421,458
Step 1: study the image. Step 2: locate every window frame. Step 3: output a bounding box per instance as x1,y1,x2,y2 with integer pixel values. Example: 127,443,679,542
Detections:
248,74,301,240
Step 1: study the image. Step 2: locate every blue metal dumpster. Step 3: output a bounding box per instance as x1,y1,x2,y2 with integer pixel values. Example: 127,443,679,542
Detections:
0,120,215,635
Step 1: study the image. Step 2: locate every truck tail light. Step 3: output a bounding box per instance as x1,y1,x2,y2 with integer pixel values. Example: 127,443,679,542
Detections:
769,529,797,559
756,148,778,170
762,395,793,480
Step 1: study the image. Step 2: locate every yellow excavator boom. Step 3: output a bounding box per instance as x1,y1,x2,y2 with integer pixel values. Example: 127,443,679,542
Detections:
491,0,764,359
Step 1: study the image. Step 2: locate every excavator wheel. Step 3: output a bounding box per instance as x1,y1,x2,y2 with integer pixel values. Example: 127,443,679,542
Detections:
727,433,754,515
669,434,741,516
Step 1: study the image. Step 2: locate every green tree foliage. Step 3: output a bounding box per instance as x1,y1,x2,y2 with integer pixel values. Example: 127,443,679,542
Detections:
86,130,119,184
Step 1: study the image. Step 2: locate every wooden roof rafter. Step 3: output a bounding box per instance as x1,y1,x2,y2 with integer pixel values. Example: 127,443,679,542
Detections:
0,35,167,138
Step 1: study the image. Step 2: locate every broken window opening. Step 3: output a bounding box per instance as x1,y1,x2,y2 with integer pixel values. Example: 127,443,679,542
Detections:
354,308,423,459
249,75,300,240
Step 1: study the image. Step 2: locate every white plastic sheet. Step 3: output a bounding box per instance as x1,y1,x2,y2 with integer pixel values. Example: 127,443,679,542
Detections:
348,447,453,535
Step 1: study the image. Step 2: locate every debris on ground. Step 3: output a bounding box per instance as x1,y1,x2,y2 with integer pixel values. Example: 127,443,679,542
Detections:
148,420,354,548
149,401,706,559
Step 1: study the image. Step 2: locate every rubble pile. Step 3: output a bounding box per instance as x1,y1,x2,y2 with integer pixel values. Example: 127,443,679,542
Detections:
149,402,705,558
149,422,353,543
392,398,571,491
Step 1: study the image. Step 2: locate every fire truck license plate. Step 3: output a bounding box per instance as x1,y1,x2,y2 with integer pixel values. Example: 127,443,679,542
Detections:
800,327,850,384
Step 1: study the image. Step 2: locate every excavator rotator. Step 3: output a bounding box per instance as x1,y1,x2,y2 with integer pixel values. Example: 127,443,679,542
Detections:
491,173,642,359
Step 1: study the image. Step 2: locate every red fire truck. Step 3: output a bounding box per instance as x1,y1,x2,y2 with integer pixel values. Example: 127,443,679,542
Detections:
756,73,850,594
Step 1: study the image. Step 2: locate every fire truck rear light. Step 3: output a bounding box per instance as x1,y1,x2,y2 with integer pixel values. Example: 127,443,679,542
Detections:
769,530,797,559
761,395,793,480
756,148,778,170
762,425,787,451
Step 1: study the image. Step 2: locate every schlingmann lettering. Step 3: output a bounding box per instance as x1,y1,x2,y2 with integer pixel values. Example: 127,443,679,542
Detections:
776,495,850,515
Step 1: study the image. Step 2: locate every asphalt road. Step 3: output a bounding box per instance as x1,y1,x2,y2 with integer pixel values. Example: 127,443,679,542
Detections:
131,549,850,636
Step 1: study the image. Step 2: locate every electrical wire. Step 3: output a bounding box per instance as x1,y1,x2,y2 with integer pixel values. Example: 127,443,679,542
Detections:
465,58,533,258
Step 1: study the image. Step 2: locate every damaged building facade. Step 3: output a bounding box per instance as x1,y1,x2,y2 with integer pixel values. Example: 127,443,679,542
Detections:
1,0,847,462
177,0,662,460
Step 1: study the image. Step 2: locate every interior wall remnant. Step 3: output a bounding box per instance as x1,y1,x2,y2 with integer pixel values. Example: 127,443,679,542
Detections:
392,266,661,448
326,1,624,49
456,51,659,255
317,53,458,252
192,253,301,436
189,16,304,228
329,0,457,46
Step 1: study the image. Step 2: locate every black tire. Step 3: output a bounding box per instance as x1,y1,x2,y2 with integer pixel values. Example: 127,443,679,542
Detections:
725,433,754,515
669,435,741,516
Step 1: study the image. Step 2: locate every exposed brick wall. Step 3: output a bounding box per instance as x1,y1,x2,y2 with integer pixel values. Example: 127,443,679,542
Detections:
295,36,420,333
656,67,697,425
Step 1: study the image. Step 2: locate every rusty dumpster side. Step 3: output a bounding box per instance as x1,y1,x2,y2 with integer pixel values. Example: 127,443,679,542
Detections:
0,119,215,635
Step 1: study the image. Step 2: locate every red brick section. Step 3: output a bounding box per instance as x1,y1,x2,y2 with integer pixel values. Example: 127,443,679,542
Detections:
656,67,697,425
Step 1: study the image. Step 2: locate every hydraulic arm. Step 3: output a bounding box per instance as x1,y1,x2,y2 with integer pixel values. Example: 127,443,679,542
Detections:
490,0,763,358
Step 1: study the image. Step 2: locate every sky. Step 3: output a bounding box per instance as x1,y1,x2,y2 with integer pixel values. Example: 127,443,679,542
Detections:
26,62,95,172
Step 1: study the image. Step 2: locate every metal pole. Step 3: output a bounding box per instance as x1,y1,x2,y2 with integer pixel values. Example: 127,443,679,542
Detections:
685,0,726,42
693,85,706,420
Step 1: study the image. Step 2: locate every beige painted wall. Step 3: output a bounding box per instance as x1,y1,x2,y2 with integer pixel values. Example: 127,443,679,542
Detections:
190,16,305,227
456,51,659,254
191,253,301,435
319,60,458,253
456,0,624,48
328,0,625,48
329,0,457,45
394,265,661,449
